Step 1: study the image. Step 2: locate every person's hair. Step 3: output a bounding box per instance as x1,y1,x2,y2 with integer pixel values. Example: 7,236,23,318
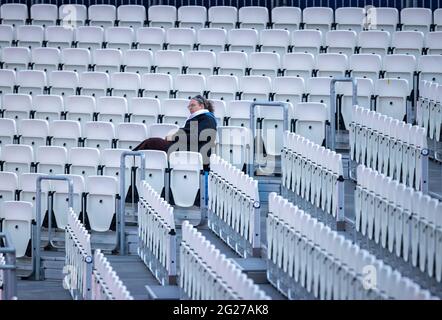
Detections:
192,95,215,113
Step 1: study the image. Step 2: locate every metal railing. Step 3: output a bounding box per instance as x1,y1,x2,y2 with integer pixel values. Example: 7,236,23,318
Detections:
0,232,17,300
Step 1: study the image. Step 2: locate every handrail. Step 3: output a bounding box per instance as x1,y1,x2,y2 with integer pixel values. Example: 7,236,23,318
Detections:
0,232,17,300
248,101,290,178
118,151,146,255
329,77,358,151
34,175,74,281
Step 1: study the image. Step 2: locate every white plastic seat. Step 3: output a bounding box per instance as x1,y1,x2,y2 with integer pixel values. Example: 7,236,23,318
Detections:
337,78,374,129
0,25,13,48
271,7,301,32
206,75,238,101
0,118,16,146
273,76,304,105
135,150,168,194
186,50,216,76
197,28,226,52
64,96,95,128
0,172,17,208
0,69,15,97
83,121,115,150
75,26,104,50
208,6,237,30
61,48,91,73
383,54,416,94
86,175,118,232
169,151,203,207
306,77,333,118
248,52,280,78
316,53,348,78
391,31,425,59
88,5,116,29
259,29,290,56
293,102,328,145
16,25,43,49
17,119,48,148
31,47,60,72
123,49,153,74
59,4,87,27
129,97,160,125
281,52,315,80
117,5,146,29
30,4,57,27
401,8,432,33
116,123,147,150
239,76,272,101
96,96,127,124
174,74,206,99
148,5,176,29
79,72,110,97
136,27,165,52
16,70,46,95
147,123,179,138
2,93,32,120
110,72,140,98
0,201,34,258
69,147,100,177
238,6,268,31
141,73,173,100
303,7,333,35
166,28,196,52
325,30,357,56
435,9,442,31
335,7,365,32
178,6,207,30
376,78,410,121
217,51,248,77
216,126,252,169
425,32,442,55
0,144,33,174
366,7,399,34
49,71,79,97
154,50,184,75
35,146,67,174
349,54,382,83
358,31,391,57
50,174,84,229
105,27,134,50
100,148,131,186
291,30,322,55
49,120,81,149
2,47,30,71
418,55,442,83
32,95,63,122
0,3,27,27
228,29,258,53
210,99,226,124
226,100,253,128
45,26,74,50
162,98,190,126
93,49,123,73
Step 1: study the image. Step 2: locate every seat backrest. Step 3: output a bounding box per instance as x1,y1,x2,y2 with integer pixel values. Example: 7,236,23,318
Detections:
147,123,179,138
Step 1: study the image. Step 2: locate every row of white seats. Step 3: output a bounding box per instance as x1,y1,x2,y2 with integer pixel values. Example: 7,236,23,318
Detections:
208,154,260,257
3,49,440,86
281,132,344,218
1,4,441,33
355,165,442,282
180,220,269,300
138,180,176,284
2,23,442,56
0,172,118,233
92,249,133,300
267,192,434,299
417,80,442,142
350,106,427,190
65,207,92,300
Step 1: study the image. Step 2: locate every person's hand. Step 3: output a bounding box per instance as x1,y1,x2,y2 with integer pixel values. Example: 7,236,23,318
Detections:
165,134,173,142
